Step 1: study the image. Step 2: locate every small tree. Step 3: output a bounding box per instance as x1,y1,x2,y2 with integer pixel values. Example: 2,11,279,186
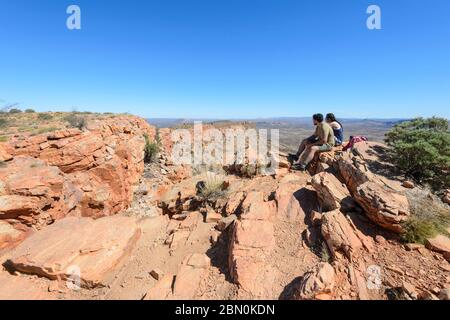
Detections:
385,117,450,190
9,108,22,114
25,109,36,113
64,114,87,130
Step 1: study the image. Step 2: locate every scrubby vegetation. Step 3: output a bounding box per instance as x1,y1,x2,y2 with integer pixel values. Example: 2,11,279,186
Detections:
31,127,59,136
402,188,450,244
37,113,53,121
198,172,227,202
0,118,8,128
385,117,450,190
25,109,35,113
8,108,22,114
143,133,160,163
64,113,87,130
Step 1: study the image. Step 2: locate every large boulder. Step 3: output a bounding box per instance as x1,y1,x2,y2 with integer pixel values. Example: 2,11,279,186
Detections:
425,235,450,255
275,173,317,223
294,263,335,300
321,210,363,258
336,152,410,233
311,172,350,212
354,181,410,233
337,153,373,194
5,216,141,288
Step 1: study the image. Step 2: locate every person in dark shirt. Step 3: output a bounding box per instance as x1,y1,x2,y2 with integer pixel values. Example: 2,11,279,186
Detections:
325,113,344,146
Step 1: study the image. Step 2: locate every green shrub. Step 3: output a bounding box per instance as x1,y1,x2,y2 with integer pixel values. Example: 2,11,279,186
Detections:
64,114,87,130
37,113,53,121
0,118,8,128
25,109,36,113
401,189,450,244
320,242,331,263
385,117,450,190
144,134,159,163
9,108,22,114
0,135,7,142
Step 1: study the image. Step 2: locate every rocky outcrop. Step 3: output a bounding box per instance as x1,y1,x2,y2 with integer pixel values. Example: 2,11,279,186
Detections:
275,173,317,222
321,210,363,259
0,116,156,231
337,153,373,195
425,235,450,255
5,216,141,288
0,144,13,161
294,263,335,300
0,157,82,229
0,221,27,250
354,182,410,233
172,253,210,299
336,152,410,233
228,191,277,298
311,172,350,212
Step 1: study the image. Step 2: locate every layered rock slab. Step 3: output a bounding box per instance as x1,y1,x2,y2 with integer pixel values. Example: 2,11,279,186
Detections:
228,191,277,298
5,216,140,288
311,172,350,211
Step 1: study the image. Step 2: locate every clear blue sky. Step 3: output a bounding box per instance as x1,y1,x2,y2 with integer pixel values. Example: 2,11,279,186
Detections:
1,0,449,119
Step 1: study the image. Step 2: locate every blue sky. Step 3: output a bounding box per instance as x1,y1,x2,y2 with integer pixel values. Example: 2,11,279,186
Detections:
0,0,449,119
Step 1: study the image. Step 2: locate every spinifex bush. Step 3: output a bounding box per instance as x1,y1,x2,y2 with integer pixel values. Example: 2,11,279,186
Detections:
385,117,450,190
64,113,86,130
198,172,227,203
143,134,159,163
402,188,450,244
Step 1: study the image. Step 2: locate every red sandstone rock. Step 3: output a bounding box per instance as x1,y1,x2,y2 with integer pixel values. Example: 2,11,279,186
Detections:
1,116,156,226
294,263,335,300
311,172,350,212
5,216,141,288
0,157,82,229
354,181,410,233
229,191,276,298
321,210,363,258
172,253,210,299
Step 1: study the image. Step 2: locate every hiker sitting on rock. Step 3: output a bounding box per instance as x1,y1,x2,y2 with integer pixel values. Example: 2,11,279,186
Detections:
292,113,335,171
326,113,344,146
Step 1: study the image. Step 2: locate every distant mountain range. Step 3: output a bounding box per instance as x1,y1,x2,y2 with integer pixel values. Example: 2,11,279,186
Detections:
147,117,408,129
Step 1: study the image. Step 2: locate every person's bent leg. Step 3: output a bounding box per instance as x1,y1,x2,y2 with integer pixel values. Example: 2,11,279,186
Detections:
302,146,320,166
296,139,308,157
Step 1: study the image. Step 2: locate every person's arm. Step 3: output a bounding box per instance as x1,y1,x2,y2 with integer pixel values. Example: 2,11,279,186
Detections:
329,121,340,130
315,125,326,145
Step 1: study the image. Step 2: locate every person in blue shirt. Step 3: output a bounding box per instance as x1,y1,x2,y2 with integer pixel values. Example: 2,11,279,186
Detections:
325,113,344,146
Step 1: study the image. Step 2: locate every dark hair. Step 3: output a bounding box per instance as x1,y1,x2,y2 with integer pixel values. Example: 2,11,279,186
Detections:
326,113,344,129
312,113,324,123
